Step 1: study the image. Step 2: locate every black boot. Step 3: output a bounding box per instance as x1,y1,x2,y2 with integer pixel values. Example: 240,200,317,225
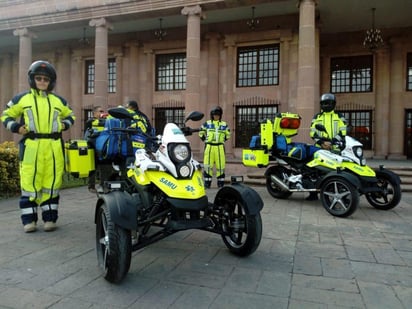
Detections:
203,172,212,189
204,180,211,189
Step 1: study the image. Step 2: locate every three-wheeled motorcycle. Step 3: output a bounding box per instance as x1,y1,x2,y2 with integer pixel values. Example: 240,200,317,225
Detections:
242,112,401,217
90,108,263,283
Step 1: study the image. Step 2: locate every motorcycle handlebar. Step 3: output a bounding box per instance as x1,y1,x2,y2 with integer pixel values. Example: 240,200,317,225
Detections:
180,127,201,136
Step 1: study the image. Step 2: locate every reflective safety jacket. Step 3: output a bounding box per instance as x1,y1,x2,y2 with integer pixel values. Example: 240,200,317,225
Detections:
310,111,347,147
199,120,230,145
1,89,75,135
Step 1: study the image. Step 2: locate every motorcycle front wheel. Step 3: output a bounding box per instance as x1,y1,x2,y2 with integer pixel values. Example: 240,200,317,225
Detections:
265,167,293,199
366,170,402,210
320,177,359,217
215,188,262,256
96,202,132,284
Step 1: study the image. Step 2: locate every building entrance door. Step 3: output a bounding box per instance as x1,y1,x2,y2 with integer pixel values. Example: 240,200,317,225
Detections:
405,109,412,158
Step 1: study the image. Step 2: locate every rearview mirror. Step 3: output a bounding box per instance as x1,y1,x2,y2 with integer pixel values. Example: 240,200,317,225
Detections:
185,111,204,123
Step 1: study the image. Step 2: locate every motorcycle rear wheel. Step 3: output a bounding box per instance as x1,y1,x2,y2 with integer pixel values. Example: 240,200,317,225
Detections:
96,202,132,283
215,189,262,256
320,177,359,217
366,170,402,210
265,167,293,199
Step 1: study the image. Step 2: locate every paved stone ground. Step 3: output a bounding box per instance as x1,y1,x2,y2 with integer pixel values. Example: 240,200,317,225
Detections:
1,184,412,309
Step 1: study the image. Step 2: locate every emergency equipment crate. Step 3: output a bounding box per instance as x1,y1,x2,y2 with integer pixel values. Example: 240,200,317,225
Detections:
65,139,95,178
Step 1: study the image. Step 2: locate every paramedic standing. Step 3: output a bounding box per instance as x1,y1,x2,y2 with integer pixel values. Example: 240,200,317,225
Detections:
199,106,231,188
307,92,347,200
0,60,75,232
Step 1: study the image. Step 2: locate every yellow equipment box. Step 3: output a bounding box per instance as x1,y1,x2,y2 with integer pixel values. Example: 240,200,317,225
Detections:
242,149,269,167
65,139,95,178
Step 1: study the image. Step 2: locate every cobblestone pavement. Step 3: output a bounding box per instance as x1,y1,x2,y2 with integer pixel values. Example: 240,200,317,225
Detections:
1,184,412,309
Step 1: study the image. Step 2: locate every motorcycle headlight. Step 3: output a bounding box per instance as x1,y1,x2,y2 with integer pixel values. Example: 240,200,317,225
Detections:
168,143,191,164
354,146,363,157
179,164,191,178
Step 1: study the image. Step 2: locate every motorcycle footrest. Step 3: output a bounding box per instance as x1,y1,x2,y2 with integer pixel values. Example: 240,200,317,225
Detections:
167,218,213,231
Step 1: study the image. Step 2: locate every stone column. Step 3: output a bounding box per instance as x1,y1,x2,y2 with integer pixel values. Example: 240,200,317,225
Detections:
0,54,14,142
54,49,74,140
89,18,113,109
205,32,220,115
141,48,154,123
126,42,140,105
70,56,84,138
13,28,36,92
374,48,390,159
280,36,291,111
388,41,406,159
223,37,236,158
296,0,318,142
182,5,202,152
114,52,123,105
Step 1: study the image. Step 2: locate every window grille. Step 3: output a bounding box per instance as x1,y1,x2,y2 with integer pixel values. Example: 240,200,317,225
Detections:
108,58,116,93
155,53,186,91
85,60,94,94
330,55,373,93
407,53,412,91
338,110,373,150
235,103,279,148
84,58,117,94
237,44,279,87
154,100,185,134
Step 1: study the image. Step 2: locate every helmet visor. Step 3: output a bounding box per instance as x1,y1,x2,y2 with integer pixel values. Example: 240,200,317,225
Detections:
321,100,335,112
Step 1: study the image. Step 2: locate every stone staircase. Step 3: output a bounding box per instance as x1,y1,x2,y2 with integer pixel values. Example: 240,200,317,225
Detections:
391,167,412,192
225,160,412,192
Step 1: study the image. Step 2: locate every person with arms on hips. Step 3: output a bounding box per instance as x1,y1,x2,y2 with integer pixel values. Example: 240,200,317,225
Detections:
0,60,75,232
307,93,347,200
199,106,231,188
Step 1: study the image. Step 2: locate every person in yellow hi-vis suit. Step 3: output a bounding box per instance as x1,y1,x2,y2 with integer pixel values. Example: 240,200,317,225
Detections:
199,106,231,188
307,92,347,201
0,60,75,233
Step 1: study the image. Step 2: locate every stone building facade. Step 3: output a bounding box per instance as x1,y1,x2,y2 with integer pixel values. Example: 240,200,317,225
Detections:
0,0,412,159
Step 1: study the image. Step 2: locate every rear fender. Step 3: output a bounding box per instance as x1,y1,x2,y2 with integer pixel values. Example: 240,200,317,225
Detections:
95,191,137,230
318,171,362,190
214,183,264,215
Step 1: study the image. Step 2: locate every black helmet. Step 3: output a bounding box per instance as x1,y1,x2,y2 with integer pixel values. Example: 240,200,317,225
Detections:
28,60,57,91
210,106,222,119
320,93,336,112
127,100,139,110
